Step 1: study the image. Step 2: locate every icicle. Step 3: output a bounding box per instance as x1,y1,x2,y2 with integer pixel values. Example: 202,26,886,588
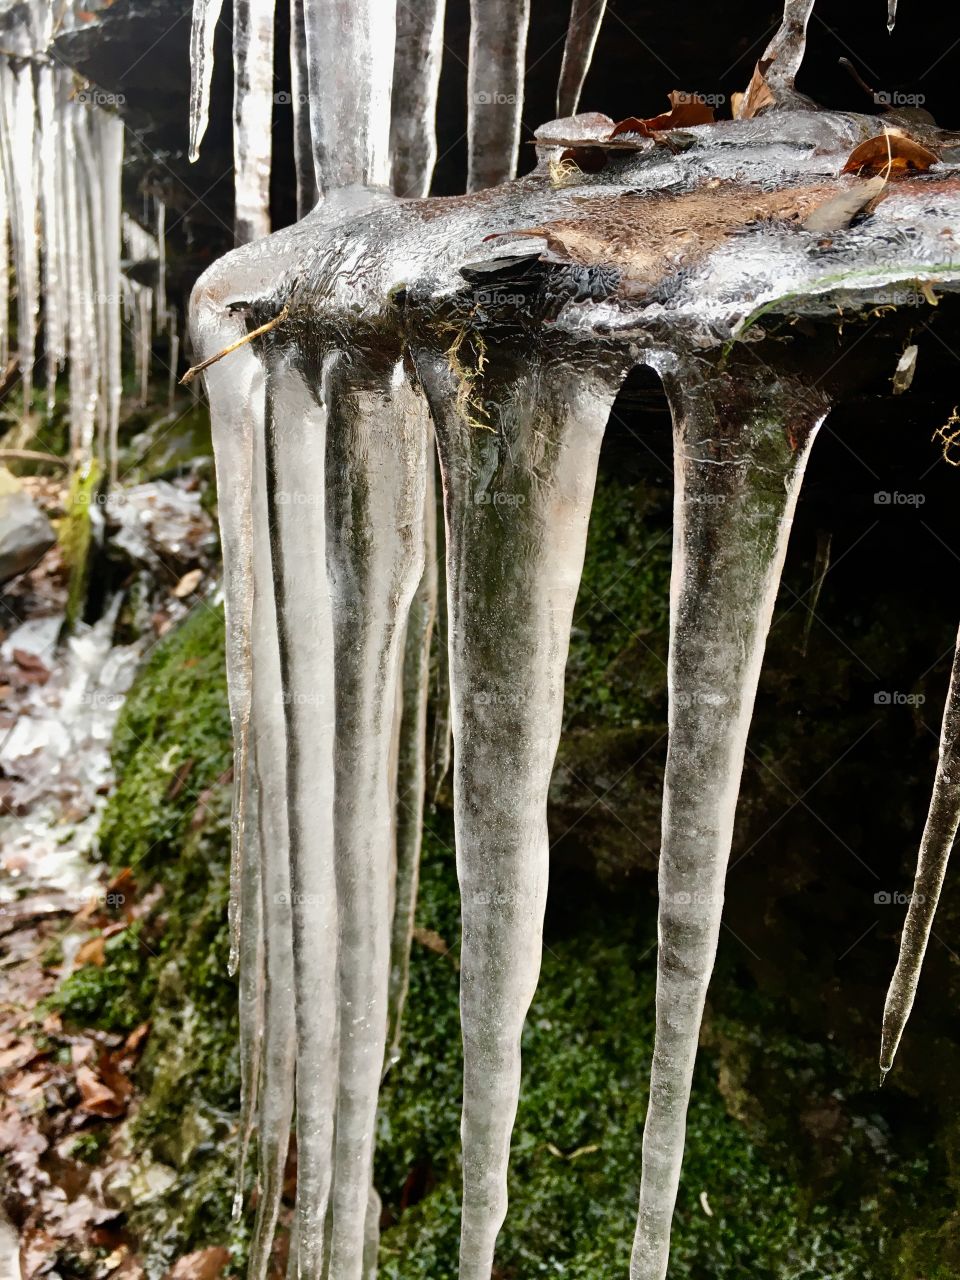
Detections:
156,199,167,323
800,529,831,658
232,0,275,244
630,355,829,1280
247,416,296,1278
0,133,8,373
136,288,151,407
386,448,438,1067
167,311,180,409
324,354,428,1278
467,0,530,191
290,0,319,216
880,630,960,1075
37,67,63,414
262,350,340,1278
555,0,608,117
302,0,396,192
887,0,897,33
234,752,263,1220
0,61,39,415
427,453,452,802
100,114,124,481
416,343,627,1280
188,0,226,162
761,0,817,100
390,0,446,197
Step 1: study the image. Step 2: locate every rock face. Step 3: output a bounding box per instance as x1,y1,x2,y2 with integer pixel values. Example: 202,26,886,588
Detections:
0,468,55,585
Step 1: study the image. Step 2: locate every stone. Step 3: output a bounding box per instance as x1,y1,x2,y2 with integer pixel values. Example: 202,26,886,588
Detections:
0,468,55,585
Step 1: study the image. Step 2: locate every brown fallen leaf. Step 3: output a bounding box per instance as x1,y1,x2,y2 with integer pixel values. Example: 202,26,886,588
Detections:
842,130,939,177
76,1062,129,1118
609,90,715,138
172,568,203,599
123,1021,150,1057
164,1247,232,1280
75,934,107,968
735,57,776,120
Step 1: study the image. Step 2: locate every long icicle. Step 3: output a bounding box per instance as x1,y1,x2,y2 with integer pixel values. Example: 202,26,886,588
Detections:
0,60,39,416
324,354,428,1279
290,0,319,215
247,411,296,1277
263,349,340,1279
466,0,531,191
761,0,818,101
556,0,608,117
259,350,343,1280
302,0,396,192
188,0,227,162
630,354,828,1280
232,0,275,244
385,447,438,1068
190,284,260,1223
880,629,960,1075
390,0,447,197
234,753,264,1220
417,342,628,1280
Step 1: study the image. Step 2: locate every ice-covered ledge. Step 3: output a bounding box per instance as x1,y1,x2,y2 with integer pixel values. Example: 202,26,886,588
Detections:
190,100,960,1280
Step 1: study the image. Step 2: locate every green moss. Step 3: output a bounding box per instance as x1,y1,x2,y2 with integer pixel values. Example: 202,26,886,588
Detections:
69,1129,109,1164
58,461,102,630
50,923,154,1033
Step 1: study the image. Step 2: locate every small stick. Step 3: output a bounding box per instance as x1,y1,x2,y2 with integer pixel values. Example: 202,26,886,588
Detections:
0,449,68,467
179,303,290,385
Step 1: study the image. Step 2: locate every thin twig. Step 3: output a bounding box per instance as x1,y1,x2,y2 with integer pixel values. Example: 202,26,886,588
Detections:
179,304,290,385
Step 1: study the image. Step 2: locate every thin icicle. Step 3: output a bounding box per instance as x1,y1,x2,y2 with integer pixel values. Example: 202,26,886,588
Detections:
156,199,167,323
262,351,340,1278
390,0,446,197
167,311,180,409
0,61,39,415
100,114,124,480
0,137,8,372
761,0,817,100
417,344,627,1280
887,0,897,33
234,754,263,1221
467,0,530,191
188,0,226,162
630,356,828,1280
247,417,296,1279
302,0,396,192
232,0,274,244
324,355,428,1279
556,0,608,117
290,0,319,215
386,449,437,1067
37,66,63,414
880,630,960,1075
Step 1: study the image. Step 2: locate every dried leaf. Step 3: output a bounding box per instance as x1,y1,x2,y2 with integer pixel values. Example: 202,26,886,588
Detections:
164,1247,232,1280
609,90,715,138
842,131,939,176
123,1021,150,1057
737,58,776,120
76,1063,129,1118
802,175,887,232
75,935,106,968
893,343,919,395
172,568,203,599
